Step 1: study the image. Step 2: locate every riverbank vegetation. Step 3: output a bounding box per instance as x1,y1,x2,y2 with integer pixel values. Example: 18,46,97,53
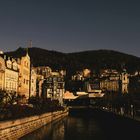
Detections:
0,90,65,121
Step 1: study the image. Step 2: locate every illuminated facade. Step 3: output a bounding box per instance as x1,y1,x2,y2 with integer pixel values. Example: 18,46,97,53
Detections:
34,66,52,78
100,79,119,92
30,68,37,97
120,71,129,93
4,58,18,93
42,75,65,105
83,69,91,77
100,70,129,93
36,74,44,97
17,53,30,98
0,56,5,90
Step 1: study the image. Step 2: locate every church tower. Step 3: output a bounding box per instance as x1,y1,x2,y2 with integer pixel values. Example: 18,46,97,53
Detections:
121,69,129,94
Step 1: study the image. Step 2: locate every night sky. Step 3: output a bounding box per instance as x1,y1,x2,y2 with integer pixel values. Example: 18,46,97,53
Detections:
0,0,140,56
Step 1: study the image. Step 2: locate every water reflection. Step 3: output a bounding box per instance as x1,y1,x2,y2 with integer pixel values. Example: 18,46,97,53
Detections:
20,119,65,140
20,115,104,140
20,110,140,140
64,116,104,140
51,119,65,140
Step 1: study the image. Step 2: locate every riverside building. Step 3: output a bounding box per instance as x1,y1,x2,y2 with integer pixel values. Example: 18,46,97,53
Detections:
42,74,65,105
5,57,18,93
0,56,5,90
16,52,30,98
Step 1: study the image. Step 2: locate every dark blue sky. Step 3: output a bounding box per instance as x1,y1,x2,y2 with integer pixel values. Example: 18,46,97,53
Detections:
0,0,140,56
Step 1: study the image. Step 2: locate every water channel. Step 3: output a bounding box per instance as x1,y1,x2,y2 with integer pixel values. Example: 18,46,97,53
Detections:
20,109,140,140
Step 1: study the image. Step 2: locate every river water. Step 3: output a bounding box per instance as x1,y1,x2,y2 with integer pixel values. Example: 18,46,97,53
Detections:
20,109,140,140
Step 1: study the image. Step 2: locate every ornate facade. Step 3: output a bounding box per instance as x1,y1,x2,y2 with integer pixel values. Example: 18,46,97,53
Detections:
5,58,18,93
17,53,30,98
100,79,119,92
42,75,65,105
34,66,52,78
0,56,5,90
121,72,129,93
30,68,37,97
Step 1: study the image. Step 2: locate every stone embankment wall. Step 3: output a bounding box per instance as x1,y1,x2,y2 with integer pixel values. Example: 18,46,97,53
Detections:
0,109,68,140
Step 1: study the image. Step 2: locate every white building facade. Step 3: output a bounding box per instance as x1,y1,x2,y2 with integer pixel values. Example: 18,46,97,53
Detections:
4,58,18,93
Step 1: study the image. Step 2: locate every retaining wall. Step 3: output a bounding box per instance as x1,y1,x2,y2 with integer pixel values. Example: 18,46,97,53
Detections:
0,109,68,140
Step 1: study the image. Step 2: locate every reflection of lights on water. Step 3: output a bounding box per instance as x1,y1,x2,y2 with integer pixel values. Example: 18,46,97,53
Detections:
20,119,66,140
52,120,65,140
21,115,103,140
20,123,52,140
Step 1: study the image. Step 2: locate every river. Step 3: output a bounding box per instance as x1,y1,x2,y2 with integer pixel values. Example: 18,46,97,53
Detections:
20,109,140,140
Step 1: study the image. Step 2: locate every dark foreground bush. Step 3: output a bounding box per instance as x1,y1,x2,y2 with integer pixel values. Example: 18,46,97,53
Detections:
0,98,65,121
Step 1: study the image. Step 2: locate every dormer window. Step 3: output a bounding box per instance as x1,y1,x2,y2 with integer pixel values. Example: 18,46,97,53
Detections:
13,62,18,70
7,60,12,69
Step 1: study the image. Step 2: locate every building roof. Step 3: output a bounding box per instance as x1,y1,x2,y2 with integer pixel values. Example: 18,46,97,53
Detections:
63,91,78,99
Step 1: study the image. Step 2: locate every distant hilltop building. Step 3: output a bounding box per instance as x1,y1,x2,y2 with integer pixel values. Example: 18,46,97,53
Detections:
100,69,119,78
34,66,66,78
100,69,129,94
72,69,91,81
71,68,129,94
34,66,52,78
120,70,129,93
72,72,84,81
83,69,91,78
